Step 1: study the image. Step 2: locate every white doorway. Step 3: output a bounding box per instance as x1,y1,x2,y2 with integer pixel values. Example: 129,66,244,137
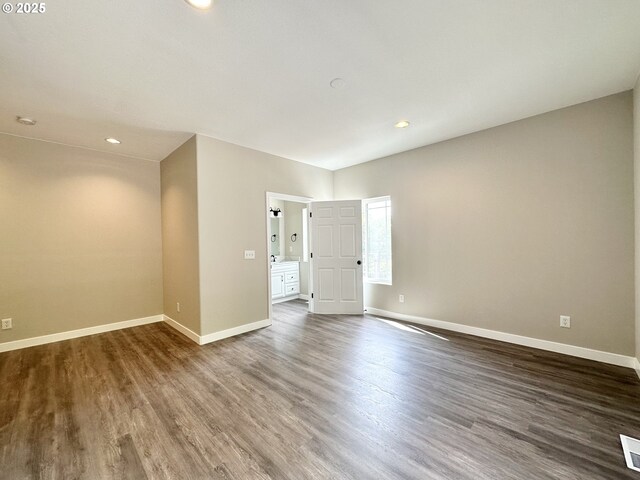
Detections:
265,192,312,322
266,194,365,318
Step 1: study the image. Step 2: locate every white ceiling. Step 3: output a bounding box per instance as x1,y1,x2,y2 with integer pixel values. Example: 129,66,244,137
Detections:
1,0,639,170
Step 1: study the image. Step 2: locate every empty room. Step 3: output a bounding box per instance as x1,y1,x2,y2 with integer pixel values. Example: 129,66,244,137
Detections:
1,1,640,479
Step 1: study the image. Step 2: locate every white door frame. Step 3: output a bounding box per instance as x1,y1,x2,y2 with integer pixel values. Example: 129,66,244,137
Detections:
265,192,312,323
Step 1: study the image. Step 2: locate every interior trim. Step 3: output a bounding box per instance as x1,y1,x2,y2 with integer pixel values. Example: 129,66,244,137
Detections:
164,315,271,346
163,315,200,344
0,314,164,353
199,319,271,345
365,307,636,369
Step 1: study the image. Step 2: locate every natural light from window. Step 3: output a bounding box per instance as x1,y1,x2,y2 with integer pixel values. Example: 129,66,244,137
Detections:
374,317,450,341
363,196,392,284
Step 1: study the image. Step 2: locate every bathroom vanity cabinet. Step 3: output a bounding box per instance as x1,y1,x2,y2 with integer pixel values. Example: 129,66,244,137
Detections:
271,261,300,302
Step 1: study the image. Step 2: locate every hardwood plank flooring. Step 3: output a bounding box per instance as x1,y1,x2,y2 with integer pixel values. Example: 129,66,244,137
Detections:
1,299,639,479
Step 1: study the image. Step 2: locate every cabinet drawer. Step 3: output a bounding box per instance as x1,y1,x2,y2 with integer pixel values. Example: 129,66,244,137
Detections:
285,272,299,283
285,283,299,295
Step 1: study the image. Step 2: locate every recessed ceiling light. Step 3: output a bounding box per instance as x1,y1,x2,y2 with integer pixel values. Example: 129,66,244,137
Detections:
330,78,346,89
184,0,212,9
16,116,36,126
105,137,121,144
394,120,410,129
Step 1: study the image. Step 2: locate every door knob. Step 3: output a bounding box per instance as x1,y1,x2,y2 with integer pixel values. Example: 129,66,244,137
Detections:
357,260,362,265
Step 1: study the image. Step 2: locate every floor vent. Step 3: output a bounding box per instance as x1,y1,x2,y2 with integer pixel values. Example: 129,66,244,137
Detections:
620,435,640,472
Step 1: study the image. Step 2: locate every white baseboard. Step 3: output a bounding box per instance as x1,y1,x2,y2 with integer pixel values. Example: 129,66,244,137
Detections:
164,315,271,346
273,294,308,304
199,319,271,345
273,295,301,304
163,315,200,344
635,358,640,380
0,314,164,353
365,307,637,369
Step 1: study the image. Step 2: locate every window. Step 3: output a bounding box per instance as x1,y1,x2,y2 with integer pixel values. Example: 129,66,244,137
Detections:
363,196,392,284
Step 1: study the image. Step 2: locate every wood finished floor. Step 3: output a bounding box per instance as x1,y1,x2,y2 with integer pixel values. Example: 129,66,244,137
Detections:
1,300,639,480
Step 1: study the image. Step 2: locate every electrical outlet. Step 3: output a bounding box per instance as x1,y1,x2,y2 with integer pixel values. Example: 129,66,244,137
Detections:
177,302,181,313
399,294,405,303
1,318,12,330
244,250,256,260
560,315,570,328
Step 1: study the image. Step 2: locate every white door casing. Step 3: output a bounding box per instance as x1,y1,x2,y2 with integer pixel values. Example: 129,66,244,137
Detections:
309,200,363,314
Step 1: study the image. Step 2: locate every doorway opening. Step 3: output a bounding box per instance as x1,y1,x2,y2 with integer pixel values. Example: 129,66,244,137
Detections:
266,192,312,322
266,194,366,321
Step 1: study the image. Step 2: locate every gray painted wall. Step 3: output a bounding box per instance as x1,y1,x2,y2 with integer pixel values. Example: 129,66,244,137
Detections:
196,135,333,337
1,134,163,344
161,136,201,334
334,92,634,356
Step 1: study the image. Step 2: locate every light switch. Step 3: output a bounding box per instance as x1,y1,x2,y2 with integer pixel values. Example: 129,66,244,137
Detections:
244,250,256,260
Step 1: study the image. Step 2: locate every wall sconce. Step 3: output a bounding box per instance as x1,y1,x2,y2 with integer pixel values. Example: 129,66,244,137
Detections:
269,207,282,217
290,233,297,242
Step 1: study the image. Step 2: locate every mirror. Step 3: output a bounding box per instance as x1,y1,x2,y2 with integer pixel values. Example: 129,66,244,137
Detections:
270,217,280,256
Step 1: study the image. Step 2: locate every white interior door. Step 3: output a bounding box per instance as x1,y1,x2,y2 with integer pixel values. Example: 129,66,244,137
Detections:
309,200,363,314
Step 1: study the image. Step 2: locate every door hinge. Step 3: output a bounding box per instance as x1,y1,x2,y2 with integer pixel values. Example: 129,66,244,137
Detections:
311,293,314,299
310,252,313,258
309,212,312,218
